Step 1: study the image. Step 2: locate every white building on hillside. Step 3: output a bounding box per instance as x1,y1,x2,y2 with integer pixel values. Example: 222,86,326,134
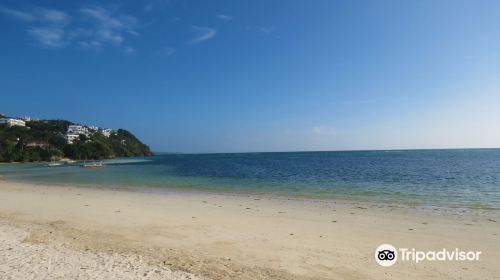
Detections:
66,125,90,144
65,125,114,144
101,128,113,137
68,125,88,135
0,118,26,127
65,134,81,144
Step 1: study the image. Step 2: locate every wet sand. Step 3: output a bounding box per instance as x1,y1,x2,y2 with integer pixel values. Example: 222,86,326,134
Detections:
0,180,499,279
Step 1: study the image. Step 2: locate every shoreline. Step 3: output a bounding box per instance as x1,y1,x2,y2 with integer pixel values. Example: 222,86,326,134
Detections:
1,179,499,279
3,176,500,217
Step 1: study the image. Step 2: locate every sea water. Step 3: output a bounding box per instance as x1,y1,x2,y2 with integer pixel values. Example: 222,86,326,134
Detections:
1,149,499,210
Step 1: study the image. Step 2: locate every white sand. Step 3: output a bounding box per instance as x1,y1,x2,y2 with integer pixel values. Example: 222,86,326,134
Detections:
0,221,202,280
0,180,499,279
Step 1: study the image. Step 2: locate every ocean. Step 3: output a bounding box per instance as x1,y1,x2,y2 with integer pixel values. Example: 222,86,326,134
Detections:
1,149,500,210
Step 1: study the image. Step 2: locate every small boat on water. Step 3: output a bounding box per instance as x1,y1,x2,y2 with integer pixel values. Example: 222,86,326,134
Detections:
46,158,63,167
80,161,105,168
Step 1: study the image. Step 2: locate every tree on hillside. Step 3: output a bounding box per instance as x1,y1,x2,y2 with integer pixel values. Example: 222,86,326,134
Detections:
0,119,151,162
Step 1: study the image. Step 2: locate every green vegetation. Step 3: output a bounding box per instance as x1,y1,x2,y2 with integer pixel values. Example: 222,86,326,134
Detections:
0,119,151,162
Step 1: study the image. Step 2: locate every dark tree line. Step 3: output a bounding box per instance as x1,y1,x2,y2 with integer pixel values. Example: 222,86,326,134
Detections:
0,120,151,162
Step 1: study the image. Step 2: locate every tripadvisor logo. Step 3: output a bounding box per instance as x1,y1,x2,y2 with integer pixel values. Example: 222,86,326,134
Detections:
375,244,397,267
375,244,481,267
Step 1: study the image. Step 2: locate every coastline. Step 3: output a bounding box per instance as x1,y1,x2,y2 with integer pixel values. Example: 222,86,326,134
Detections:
4,174,500,216
1,179,499,279
2,150,499,213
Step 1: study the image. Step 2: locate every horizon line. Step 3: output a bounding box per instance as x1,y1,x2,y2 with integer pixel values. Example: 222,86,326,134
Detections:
152,147,500,155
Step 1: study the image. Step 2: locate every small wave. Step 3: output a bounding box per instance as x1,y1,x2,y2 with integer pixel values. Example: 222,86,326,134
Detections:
104,158,153,165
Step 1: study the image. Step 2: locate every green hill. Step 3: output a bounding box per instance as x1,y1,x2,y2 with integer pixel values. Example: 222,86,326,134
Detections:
0,119,152,162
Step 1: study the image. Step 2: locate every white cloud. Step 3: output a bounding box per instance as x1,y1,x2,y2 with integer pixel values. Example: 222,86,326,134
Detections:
260,26,276,34
0,6,70,25
312,126,337,136
37,7,71,25
216,14,233,21
0,6,71,48
76,6,138,52
0,6,36,22
28,27,66,48
123,46,134,55
96,28,124,45
144,0,173,12
80,7,134,30
78,40,102,50
1,5,135,54
158,47,175,57
188,25,217,44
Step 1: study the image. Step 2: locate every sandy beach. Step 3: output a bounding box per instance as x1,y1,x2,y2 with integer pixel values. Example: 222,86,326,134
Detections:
0,179,499,280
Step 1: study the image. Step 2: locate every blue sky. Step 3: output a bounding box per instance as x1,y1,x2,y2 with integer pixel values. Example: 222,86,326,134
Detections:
1,0,500,153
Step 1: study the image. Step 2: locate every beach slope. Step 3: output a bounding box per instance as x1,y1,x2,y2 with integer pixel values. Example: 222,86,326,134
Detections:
0,180,499,279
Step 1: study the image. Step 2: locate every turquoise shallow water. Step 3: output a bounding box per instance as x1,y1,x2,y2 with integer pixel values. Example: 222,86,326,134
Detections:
1,149,500,210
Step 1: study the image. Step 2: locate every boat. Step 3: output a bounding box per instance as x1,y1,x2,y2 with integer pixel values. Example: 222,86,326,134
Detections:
80,161,105,168
46,158,63,167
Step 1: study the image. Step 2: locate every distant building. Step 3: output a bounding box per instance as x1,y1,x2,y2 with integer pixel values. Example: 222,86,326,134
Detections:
101,128,113,138
65,134,81,144
67,125,88,135
0,118,26,127
66,125,89,144
65,125,114,144
26,142,48,148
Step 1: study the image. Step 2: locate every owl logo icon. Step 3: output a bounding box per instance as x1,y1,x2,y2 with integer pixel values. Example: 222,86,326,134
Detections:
375,244,397,267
